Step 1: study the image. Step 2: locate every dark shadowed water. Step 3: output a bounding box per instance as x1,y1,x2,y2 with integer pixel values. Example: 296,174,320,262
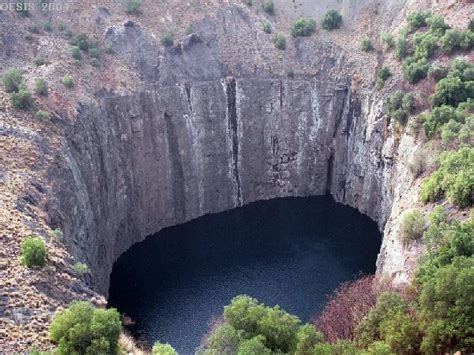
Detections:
108,196,381,354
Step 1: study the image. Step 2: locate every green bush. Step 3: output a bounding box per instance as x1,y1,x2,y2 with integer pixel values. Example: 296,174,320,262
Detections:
203,324,243,354
440,29,463,52
71,46,82,60
413,32,438,60
395,35,408,60
402,58,430,84
273,33,286,50
126,0,142,14
2,69,23,93
401,93,415,113
65,30,73,39
388,91,415,124
75,33,90,52
261,21,272,34
440,119,462,144
290,18,316,37
34,57,46,66
460,31,474,50
21,236,47,268
51,228,64,240
49,301,121,355
62,75,74,88
12,89,34,110
35,79,48,96
321,9,342,31
161,32,174,47
295,324,323,354
380,32,394,51
36,110,50,120
73,262,89,275
423,105,462,139
420,146,473,207
429,76,471,108
262,0,274,15
408,11,430,30
361,38,374,52
313,340,360,354
426,14,449,36
400,209,425,243
237,336,271,355
89,47,100,59
419,257,474,354
428,65,449,82
91,58,100,68
378,66,391,81
152,341,177,355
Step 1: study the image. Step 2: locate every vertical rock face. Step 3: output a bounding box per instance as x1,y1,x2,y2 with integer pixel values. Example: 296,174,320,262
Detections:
52,23,417,295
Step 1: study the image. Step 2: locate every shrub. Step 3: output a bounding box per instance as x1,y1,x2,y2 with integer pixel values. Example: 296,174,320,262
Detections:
413,32,438,60
440,29,463,52
71,46,82,60
89,47,100,59
295,325,323,354
428,65,449,82
440,119,462,144
423,105,462,139
361,38,373,52
378,67,391,81
402,58,430,84
273,33,286,50
152,341,177,355
290,18,316,37
75,33,90,52
388,92,414,125
401,92,415,113
36,110,50,120
408,11,429,30
287,68,294,78
429,76,470,108
12,89,34,110
261,21,272,34
419,257,474,354
34,57,46,66
395,35,408,60
2,69,23,93
126,0,142,14
427,14,449,36
21,236,47,268
73,262,89,275
387,91,404,112
65,30,73,39
262,0,274,15
202,323,243,354
420,146,473,207
400,209,425,243
238,336,271,355
62,75,74,88
314,276,389,343
91,58,100,68
460,30,474,50
321,9,342,31
243,0,253,6
43,21,53,32
161,32,174,47
51,228,63,240
35,79,48,96
313,340,360,354
380,32,394,51
49,301,121,355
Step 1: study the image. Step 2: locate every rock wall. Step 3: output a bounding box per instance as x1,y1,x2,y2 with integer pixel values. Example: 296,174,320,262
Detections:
51,21,418,296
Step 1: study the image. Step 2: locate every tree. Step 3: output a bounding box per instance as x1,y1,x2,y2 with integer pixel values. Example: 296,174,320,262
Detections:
237,336,271,355
49,301,121,355
322,10,342,31
152,341,177,355
295,324,323,354
21,236,47,268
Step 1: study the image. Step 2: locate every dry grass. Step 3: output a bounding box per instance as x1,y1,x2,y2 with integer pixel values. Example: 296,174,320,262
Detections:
119,333,150,355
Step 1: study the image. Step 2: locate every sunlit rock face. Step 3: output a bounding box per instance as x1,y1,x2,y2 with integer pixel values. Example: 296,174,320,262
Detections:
51,13,416,294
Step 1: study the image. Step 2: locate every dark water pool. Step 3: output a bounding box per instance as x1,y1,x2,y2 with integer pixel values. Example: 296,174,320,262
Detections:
108,196,381,354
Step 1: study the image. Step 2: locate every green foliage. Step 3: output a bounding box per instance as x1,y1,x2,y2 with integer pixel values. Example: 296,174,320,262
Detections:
429,77,472,108
21,236,47,268
321,9,342,31
355,292,419,353
224,295,266,337
75,33,90,52
380,32,394,51
90,58,100,68
126,0,142,14
420,146,473,207
295,324,323,354
36,110,50,120
261,21,272,34
365,341,395,355
439,29,473,52
401,92,415,113
51,228,64,241
408,11,430,30
203,323,242,354
12,89,34,110
49,301,121,355
62,75,74,88
423,105,462,139
152,341,177,355
418,257,474,354
43,21,53,32
73,262,89,275
89,47,100,59
262,0,274,15
440,119,462,144
34,57,46,66
71,46,82,60
426,14,449,36
400,209,425,243
361,38,374,52
273,33,286,50
395,35,408,60
402,57,430,84
2,69,23,93
237,336,271,355
428,65,449,82
290,18,316,37
388,91,415,125
413,32,438,60
65,30,73,39
161,32,174,47
312,340,360,354
35,79,48,96
470,18,474,32
378,66,391,81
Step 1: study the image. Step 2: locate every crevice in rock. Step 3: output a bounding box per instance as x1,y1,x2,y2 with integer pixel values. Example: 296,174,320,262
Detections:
225,77,242,207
